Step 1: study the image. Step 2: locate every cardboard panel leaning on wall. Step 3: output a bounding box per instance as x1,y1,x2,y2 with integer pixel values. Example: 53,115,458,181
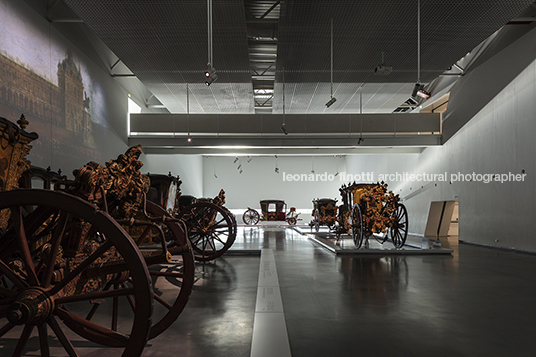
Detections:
0,0,129,177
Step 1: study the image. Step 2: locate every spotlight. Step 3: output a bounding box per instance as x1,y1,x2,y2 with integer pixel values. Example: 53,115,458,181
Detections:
233,157,238,163
275,167,279,173
358,137,364,145
205,72,218,86
247,156,252,163
417,89,431,99
205,66,215,77
374,65,393,75
325,97,337,108
411,83,424,98
281,124,288,135
187,136,192,143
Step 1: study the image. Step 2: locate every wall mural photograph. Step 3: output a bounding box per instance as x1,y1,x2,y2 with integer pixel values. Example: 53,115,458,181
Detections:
0,0,128,176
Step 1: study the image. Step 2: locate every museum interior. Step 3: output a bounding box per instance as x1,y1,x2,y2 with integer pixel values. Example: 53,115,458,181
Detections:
1,0,536,356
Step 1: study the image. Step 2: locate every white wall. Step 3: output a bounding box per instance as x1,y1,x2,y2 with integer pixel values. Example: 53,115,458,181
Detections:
345,154,419,195
403,54,536,251
141,154,204,197
203,156,346,212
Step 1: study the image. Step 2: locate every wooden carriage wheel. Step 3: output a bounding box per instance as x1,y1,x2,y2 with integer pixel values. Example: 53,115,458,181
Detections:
242,208,260,225
313,210,320,232
0,189,152,357
389,203,408,248
121,201,195,340
178,202,235,261
351,204,365,248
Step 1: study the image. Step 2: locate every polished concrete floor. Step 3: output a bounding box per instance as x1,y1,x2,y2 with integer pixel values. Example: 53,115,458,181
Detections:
143,226,536,357
3,226,536,356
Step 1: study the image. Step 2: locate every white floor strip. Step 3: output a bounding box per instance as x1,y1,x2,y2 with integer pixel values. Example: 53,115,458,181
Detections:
250,249,292,357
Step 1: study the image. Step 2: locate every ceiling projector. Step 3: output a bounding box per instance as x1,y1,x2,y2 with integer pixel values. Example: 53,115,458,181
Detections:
374,65,393,75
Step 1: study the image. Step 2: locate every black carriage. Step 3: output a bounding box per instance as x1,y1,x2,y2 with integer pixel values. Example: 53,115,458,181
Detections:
338,182,409,249
146,173,237,261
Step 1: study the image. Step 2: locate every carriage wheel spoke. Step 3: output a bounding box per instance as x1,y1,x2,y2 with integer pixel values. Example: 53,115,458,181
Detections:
12,324,34,357
37,323,51,357
41,211,69,288
55,307,129,345
0,255,28,291
48,239,113,296
0,321,15,338
112,284,119,331
10,206,39,286
154,293,173,310
121,282,136,312
48,315,79,357
55,286,135,305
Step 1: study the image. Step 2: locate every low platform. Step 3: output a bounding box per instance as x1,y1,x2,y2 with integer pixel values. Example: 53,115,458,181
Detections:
306,231,453,255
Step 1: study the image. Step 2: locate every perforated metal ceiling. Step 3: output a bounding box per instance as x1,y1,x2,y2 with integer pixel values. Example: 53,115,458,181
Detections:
61,0,535,114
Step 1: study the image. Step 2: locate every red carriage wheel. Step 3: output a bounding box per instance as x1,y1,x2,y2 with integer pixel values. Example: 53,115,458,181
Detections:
242,208,260,225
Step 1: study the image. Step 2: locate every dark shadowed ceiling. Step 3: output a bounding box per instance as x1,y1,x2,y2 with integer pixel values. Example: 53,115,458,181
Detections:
38,0,535,117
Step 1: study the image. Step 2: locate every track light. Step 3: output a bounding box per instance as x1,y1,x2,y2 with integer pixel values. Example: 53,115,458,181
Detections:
411,83,424,98
205,66,215,77
326,97,337,108
205,72,218,86
247,156,252,163
281,123,288,135
417,89,431,99
233,157,238,163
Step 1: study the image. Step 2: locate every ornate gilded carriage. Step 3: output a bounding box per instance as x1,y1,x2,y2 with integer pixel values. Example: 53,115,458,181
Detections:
0,115,196,356
310,198,339,232
338,182,409,248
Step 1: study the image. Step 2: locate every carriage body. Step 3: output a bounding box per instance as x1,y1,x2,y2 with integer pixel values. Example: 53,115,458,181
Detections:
310,198,338,231
243,199,299,225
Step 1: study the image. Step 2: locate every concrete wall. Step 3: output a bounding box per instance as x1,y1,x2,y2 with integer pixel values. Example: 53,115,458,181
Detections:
140,154,204,198
203,156,346,213
403,52,536,251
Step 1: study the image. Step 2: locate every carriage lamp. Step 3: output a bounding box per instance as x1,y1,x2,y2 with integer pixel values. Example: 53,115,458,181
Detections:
325,96,337,108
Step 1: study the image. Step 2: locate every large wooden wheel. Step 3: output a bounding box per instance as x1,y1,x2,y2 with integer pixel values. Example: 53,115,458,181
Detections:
178,202,235,261
0,189,153,357
351,204,365,248
390,203,408,248
242,208,260,225
118,201,195,340
313,210,320,232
